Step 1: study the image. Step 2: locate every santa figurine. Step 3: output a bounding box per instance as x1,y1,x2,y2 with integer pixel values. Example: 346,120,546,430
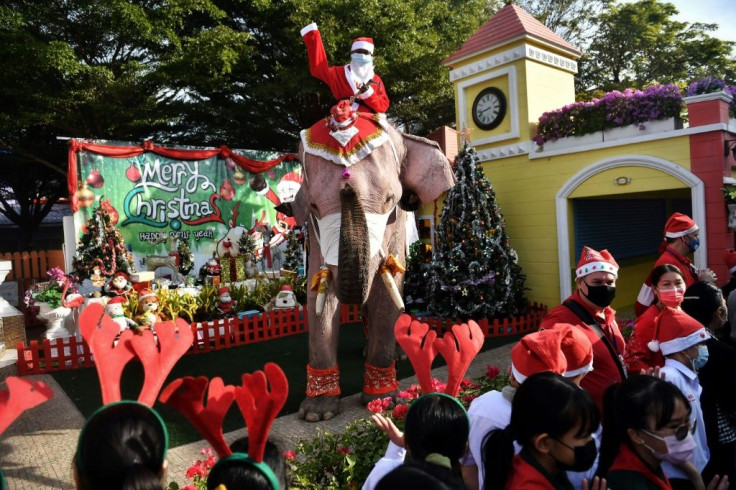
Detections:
135,289,163,330
216,286,235,317
104,296,138,333
105,271,132,297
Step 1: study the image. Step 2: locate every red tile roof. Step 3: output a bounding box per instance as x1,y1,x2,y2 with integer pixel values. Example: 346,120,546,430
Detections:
443,4,581,66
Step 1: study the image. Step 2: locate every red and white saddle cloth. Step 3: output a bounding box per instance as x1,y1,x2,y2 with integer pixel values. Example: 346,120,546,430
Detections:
300,101,390,167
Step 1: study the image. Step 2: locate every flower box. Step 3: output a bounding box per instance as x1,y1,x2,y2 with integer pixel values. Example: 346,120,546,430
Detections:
539,131,603,152
603,117,682,142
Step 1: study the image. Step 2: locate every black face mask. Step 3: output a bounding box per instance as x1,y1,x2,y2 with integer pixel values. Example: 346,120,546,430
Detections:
554,438,598,472
582,283,616,308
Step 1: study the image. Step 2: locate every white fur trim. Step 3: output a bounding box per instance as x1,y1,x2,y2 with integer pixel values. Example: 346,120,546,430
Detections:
576,261,618,278
665,225,698,238
359,85,375,99
648,339,661,352
659,328,710,355
351,40,374,53
300,23,318,37
637,284,655,306
510,363,528,384
300,128,390,167
563,358,594,378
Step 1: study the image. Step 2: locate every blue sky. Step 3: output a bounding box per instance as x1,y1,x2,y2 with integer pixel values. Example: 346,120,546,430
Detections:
621,0,736,43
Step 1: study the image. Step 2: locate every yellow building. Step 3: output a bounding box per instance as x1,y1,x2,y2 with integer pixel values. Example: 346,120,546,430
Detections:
423,4,736,312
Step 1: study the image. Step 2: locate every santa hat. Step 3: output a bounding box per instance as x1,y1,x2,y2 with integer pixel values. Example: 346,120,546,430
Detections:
279,172,302,185
280,284,293,292
664,212,698,238
555,324,594,377
329,100,358,130
113,271,129,279
510,330,567,384
107,296,126,305
139,289,157,301
724,249,736,273
218,287,230,296
351,37,374,54
648,307,710,355
576,246,619,279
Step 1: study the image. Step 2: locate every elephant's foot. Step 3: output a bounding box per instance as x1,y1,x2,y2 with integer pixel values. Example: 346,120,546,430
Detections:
298,396,341,422
360,390,398,406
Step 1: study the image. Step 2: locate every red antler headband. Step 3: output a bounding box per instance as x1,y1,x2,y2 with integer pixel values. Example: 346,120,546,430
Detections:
78,302,194,405
394,314,484,396
159,363,289,490
0,377,54,435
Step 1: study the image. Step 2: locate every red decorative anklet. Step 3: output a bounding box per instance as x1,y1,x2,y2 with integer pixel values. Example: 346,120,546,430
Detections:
306,364,341,397
363,362,398,395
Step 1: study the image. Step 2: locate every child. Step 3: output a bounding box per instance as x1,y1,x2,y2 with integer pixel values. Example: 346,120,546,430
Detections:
74,401,168,490
363,393,470,490
598,375,697,489
461,328,569,489
206,437,289,490
482,372,603,490
647,307,710,487
376,461,467,490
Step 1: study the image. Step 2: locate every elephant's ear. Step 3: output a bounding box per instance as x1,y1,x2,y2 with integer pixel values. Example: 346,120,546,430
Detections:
400,133,456,205
292,185,309,225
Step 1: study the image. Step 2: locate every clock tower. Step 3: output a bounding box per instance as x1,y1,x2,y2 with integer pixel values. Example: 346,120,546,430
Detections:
443,4,581,161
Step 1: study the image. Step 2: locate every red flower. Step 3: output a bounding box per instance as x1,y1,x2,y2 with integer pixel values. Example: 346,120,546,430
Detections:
392,404,409,420
283,449,296,460
486,365,500,380
337,446,351,455
367,396,392,414
461,394,477,405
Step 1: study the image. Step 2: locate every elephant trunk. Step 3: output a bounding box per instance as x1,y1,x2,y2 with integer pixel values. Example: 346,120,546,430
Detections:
337,184,369,304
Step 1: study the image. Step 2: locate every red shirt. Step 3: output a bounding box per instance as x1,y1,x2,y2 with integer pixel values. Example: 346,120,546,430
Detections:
607,442,671,489
624,304,665,373
505,450,574,489
540,291,625,410
302,27,390,113
635,247,698,316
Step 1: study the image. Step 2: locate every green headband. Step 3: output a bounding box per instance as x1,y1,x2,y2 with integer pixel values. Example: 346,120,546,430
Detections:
211,452,280,490
75,401,169,473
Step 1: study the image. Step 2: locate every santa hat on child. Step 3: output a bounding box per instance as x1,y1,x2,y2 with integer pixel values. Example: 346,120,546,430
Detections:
218,287,230,297
510,330,568,383
724,249,736,274
554,324,594,378
664,212,698,238
351,37,374,54
139,289,157,301
648,307,710,355
576,246,619,279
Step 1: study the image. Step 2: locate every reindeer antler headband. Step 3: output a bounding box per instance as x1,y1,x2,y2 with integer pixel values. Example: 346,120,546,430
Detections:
394,314,484,397
159,363,289,490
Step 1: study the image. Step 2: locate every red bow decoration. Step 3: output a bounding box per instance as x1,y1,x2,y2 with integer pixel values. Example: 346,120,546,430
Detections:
79,302,194,406
159,377,236,458
234,363,289,463
0,377,54,434
394,314,484,396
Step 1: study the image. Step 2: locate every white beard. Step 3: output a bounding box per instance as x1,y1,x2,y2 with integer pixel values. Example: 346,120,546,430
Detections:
349,61,374,86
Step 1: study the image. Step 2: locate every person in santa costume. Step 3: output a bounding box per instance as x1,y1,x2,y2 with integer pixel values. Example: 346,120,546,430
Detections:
647,307,711,488
301,23,389,114
540,246,626,411
635,212,717,317
481,372,602,490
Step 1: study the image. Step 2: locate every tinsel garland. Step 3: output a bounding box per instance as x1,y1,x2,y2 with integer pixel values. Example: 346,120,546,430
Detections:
437,272,495,292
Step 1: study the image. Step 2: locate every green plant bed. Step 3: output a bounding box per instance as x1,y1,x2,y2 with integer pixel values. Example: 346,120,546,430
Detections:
53,323,522,447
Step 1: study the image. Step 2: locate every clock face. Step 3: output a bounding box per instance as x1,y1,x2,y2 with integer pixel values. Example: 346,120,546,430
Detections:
472,87,507,130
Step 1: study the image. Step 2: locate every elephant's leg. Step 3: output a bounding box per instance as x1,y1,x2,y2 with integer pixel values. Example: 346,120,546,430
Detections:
298,277,342,422
360,272,403,405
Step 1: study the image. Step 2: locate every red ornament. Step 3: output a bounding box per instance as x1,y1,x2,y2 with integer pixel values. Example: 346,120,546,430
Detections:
220,178,235,201
100,198,119,226
86,169,104,188
126,162,142,182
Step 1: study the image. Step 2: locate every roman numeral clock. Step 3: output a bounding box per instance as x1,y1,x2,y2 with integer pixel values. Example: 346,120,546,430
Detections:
471,87,507,131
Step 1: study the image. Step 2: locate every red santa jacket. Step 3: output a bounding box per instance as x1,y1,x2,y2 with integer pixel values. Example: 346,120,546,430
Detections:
635,247,698,316
540,291,625,411
301,24,389,114
607,442,672,489
505,449,574,489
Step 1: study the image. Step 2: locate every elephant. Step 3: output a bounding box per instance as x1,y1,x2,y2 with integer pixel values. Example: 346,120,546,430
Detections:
292,120,456,422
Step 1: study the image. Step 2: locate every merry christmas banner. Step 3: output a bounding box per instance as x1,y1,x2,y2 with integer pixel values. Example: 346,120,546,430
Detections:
68,139,302,274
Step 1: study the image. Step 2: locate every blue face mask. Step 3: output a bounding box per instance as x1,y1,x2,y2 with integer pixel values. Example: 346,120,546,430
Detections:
692,344,709,371
351,52,372,65
687,237,700,253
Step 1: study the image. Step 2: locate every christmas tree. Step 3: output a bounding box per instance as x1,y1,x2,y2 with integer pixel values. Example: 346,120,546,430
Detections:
282,226,304,271
403,240,433,312
238,229,256,258
73,204,136,281
427,142,526,320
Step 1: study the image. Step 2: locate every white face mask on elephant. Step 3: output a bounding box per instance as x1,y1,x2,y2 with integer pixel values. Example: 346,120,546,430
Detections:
313,206,396,266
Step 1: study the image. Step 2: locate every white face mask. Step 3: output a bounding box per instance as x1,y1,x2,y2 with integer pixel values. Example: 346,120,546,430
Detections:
314,207,395,266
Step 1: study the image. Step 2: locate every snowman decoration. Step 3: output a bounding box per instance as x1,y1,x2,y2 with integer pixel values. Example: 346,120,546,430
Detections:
105,296,139,333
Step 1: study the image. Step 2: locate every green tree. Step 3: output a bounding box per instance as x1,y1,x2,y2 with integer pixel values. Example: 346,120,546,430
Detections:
577,0,736,92
515,0,612,47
